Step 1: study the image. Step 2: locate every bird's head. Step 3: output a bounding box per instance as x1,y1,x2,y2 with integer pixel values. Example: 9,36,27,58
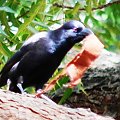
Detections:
61,20,93,43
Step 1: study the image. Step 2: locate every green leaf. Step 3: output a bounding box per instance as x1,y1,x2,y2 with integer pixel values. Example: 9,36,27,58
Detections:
55,76,69,90
98,0,106,5
0,42,12,57
72,2,80,15
0,25,7,36
24,87,35,94
15,0,46,37
58,88,72,104
0,12,11,36
27,26,38,33
0,6,16,13
32,20,49,30
0,11,18,44
0,0,5,6
84,15,89,24
77,82,87,95
8,14,21,27
92,0,98,7
49,69,69,93
85,0,92,15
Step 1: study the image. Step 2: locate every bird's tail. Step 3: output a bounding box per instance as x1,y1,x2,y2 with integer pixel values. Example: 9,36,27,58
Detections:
0,71,8,87
0,50,23,88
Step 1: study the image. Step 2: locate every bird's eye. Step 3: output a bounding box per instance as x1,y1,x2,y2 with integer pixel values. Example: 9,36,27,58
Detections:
73,27,82,33
73,28,78,32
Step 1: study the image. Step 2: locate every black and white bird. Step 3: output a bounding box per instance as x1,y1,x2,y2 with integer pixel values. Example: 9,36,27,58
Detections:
0,20,92,93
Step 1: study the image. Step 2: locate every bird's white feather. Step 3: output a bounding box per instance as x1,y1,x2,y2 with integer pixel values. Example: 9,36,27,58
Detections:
23,32,48,46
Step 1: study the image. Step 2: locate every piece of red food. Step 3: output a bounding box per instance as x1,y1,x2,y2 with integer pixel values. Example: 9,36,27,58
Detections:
35,70,66,97
65,34,104,88
36,33,104,97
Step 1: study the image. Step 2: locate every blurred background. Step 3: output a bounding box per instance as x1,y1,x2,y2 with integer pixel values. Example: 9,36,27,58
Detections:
0,0,120,69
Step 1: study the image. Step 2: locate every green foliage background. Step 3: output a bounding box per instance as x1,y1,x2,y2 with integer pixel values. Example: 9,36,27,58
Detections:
0,0,120,69
0,0,120,99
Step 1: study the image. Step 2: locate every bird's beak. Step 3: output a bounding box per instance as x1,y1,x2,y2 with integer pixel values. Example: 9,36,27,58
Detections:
71,27,93,43
78,28,93,37
74,28,93,43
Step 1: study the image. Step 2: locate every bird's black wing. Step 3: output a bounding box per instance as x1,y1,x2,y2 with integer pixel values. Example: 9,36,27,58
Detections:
0,32,48,87
0,50,24,86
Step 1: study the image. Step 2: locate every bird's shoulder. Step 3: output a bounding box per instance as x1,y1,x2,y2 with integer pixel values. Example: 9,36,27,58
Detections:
21,31,58,55
22,32,48,47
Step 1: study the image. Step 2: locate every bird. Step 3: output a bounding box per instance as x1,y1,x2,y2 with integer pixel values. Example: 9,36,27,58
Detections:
0,20,92,94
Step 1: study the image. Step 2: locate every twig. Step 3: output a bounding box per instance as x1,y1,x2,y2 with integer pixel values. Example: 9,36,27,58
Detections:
53,1,120,11
17,11,29,19
16,1,120,19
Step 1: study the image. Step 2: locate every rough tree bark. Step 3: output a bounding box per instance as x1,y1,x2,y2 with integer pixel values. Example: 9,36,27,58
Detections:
53,49,120,120
0,89,114,120
0,49,119,120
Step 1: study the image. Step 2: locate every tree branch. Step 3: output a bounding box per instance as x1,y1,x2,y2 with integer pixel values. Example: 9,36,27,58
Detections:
17,1,120,19
0,89,114,120
17,11,29,19
53,1,120,11
53,49,120,120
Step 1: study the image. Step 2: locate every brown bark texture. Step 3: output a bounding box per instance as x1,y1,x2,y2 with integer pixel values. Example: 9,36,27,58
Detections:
53,50,120,120
0,88,114,120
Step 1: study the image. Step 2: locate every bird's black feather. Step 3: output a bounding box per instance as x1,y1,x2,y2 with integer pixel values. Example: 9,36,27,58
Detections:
0,20,92,93
0,51,24,86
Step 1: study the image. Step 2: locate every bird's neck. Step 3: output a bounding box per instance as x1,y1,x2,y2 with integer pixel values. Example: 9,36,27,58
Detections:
49,28,64,41
49,29,74,56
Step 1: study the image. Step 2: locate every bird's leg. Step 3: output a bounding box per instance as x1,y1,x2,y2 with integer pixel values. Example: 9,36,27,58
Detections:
7,79,11,90
17,76,25,94
36,89,57,105
17,83,24,94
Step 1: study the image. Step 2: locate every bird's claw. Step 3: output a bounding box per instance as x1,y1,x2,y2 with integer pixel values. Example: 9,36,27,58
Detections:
35,93,42,98
35,91,57,105
35,90,44,98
